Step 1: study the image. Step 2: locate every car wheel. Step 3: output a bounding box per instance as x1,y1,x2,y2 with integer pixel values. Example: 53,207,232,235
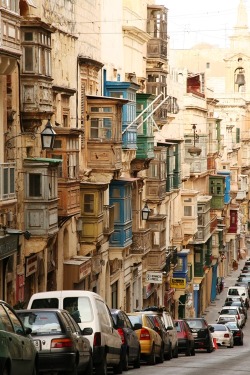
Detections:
191,346,195,356
95,356,108,375
207,341,213,353
134,349,141,369
185,343,191,356
173,344,178,358
122,352,129,371
86,355,93,375
165,343,172,361
147,344,156,366
240,339,244,346
157,345,164,363
113,355,123,375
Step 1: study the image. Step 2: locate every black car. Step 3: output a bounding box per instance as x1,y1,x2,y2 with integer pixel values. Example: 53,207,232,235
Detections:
111,309,141,370
0,300,38,375
143,312,172,361
184,318,214,353
224,321,244,345
17,308,93,375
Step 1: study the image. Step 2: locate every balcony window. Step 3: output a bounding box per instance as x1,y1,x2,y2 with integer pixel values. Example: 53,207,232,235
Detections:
24,46,34,71
83,194,94,213
29,174,41,197
184,206,192,216
1,164,15,200
90,118,112,139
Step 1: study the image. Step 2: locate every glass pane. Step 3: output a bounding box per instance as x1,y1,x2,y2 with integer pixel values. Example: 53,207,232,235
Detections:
24,46,33,71
84,194,94,213
29,174,41,196
3,168,8,195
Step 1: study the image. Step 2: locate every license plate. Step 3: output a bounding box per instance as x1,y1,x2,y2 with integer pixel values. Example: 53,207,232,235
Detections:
33,339,41,351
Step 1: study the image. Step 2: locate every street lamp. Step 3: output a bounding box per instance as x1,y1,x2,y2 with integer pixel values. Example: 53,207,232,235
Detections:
141,203,150,220
41,119,56,150
188,124,202,156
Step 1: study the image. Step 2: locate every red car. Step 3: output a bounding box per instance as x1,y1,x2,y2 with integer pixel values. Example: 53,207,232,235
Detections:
175,319,195,356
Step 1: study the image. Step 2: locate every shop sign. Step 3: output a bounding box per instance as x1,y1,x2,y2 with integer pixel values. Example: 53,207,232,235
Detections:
26,254,38,277
143,283,155,299
79,258,91,280
146,272,163,284
170,278,186,289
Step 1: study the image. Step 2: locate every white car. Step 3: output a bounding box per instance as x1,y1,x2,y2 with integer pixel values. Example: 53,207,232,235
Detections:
209,323,234,348
217,306,245,328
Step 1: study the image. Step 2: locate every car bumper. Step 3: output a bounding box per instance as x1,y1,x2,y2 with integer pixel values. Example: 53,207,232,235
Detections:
193,338,211,349
177,338,189,352
38,352,77,372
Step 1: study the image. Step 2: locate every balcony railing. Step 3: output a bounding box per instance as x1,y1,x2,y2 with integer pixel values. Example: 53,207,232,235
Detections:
0,163,16,201
130,228,151,255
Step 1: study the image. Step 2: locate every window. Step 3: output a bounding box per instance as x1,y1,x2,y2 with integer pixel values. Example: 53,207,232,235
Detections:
184,206,192,216
90,118,112,139
24,46,34,71
83,194,94,213
29,174,41,197
111,281,118,309
175,258,183,272
24,32,33,41
68,153,78,179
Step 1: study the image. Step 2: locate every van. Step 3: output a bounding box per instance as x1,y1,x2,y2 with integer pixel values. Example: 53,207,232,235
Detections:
227,286,249,308
27,291,122,375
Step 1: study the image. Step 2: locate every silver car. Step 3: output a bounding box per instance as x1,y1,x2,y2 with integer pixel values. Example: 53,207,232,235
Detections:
16,308,93,375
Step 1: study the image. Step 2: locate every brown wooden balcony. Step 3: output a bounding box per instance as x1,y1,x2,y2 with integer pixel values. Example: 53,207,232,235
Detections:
58,181,80,217
130,228,151,255
210,214,217,234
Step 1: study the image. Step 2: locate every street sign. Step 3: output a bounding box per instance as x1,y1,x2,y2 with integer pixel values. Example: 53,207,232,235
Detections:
170,278,186,289
146,272,163,284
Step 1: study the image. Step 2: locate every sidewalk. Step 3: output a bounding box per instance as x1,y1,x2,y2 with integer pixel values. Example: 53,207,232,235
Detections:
202,257,247,324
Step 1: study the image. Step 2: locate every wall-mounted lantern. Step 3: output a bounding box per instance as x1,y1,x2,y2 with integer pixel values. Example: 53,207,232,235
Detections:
41,119,56,150
188,124,202,156
141,203,150,220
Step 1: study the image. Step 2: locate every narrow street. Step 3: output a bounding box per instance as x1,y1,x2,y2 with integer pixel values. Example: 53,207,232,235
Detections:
123,256,250,375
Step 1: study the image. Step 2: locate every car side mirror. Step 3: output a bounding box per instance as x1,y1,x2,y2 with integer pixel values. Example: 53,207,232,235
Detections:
209,326,214,333
166,325,173,331
133,323,142,330
25,327,32,335
82,327,93,335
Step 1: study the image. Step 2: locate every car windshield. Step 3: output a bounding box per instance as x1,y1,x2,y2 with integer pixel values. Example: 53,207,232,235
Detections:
18,311,62,335
185,320,205,329
220,309,238,315
225,322,238,329
63,297,93,324
128,315,142,325
210,324,226,331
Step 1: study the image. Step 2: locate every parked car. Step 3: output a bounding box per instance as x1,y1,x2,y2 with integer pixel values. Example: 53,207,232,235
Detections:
217,306,245,328
17,308,93,375
0,300,37,375
142,312,172,360
111,309,141,370
208,323,234,348
184,318,214,353
142,306,178,358
127,312,163,365
227,286,249,308
224,321,244,346
223,300,247,320
27,290,122,375
175,319,195,356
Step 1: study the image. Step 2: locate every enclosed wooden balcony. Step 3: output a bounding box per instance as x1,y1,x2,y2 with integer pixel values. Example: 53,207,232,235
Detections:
130,228,151,255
